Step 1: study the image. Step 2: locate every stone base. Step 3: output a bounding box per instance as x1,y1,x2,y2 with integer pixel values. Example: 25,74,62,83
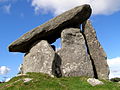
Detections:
57,28,94,77
22,40,56,76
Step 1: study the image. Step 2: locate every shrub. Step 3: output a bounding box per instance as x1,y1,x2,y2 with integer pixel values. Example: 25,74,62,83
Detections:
110,77,120,82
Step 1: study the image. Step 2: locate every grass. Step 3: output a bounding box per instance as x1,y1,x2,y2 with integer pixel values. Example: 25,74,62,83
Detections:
0,72,120,90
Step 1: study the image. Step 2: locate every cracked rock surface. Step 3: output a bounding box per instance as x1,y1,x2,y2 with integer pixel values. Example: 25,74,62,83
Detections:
82,20,109,79
57,28,94,77
23,40,56,76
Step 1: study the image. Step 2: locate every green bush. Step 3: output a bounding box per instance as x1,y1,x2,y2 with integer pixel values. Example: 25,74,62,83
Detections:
110,77,120,82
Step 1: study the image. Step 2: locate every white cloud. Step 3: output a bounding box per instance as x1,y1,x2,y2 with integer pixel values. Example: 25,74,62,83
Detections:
0,66,10,75
0,0,17,14
31,0,120,15
18,64,23,71
2,4,11,14
107,57,120,79
56,47,61,51
5,77,11,82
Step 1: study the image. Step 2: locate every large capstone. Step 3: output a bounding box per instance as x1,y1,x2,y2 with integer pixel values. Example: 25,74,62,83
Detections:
82,20,109,79
8,4,92,53
22,40,56,76
57,28,94,77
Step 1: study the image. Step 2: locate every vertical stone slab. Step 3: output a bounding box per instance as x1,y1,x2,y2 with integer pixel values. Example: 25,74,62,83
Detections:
57,28,94,77
22,40,56,76
82,20,109,79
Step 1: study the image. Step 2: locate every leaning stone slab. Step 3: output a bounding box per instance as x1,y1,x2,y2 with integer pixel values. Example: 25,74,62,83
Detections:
8,4,92,53
57,28,94,77
82,20,109,79
22,40,56,76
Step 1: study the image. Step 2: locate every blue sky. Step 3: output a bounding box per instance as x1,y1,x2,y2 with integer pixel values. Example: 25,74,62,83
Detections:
0,0,120,81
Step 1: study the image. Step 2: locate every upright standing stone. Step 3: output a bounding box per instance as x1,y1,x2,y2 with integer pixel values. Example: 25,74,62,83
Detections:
57,28,94,77
82,20,109,79
22,40,56,76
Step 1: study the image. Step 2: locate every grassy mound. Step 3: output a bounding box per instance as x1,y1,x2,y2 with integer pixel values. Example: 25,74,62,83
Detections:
0,72,119,90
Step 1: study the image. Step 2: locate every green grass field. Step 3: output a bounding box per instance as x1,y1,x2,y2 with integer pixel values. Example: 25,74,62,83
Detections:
0,73,119,90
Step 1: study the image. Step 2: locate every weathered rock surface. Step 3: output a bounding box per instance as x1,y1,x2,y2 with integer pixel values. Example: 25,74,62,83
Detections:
22,40,56,75
57,28,94,77
8,4,92,53
82,20,109,79
23,78,32,83
118,81,120,84
87,78,104,86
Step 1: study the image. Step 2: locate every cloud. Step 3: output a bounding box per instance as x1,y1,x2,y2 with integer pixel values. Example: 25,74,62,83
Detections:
31,0,120,15
5,77,11,82
56,47,61,51
2,4,11,14
107,57,120,79
0,0,17,14
0,66,10,75
18,64,23,71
